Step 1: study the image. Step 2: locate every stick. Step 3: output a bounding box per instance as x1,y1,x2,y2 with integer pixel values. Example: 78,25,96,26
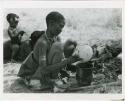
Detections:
68,81,121,92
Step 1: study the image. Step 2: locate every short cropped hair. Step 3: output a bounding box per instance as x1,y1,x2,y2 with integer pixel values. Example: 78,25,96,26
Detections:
30,31,44,43
63,39,77,58
6,13,19,22
46,11,65,26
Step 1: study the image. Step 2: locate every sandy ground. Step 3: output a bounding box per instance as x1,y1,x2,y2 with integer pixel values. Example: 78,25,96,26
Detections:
4,63,52,93
3,63,122,93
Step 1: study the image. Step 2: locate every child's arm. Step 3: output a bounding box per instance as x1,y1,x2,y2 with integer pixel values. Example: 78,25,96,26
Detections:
8,28,20,39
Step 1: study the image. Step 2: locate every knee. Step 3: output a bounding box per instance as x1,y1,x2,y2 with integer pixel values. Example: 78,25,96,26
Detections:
52,42,63,51
12,44,19,51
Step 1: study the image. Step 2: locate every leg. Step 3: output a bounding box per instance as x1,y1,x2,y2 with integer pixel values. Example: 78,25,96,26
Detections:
37,42,63,85
29,42,63,90
11,44,19,62
48,42,63,64
4,40,12,63
47,42,63,79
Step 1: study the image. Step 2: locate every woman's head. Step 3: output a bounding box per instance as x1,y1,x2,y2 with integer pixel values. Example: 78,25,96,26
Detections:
46,11,65,36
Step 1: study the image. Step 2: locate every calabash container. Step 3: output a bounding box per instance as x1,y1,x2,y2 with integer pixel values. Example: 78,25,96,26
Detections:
76,45,93,86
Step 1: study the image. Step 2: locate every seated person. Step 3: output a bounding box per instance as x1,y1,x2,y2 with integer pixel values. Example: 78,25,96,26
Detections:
6,13,25,62
18,11,81,90
18,31,44,61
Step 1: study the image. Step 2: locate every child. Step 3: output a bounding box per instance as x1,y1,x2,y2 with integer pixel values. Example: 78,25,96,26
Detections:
6,13,25,62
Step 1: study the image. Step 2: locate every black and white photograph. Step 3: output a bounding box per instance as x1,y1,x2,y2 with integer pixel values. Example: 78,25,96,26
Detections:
3,8,122,94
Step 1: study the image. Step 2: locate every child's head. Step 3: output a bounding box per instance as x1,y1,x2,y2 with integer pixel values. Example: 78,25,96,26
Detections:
6,13,19,28
63,39,77,58
30,31,43,48
46,11,65,36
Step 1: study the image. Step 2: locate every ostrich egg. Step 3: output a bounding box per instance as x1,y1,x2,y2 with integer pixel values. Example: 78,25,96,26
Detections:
76,45,93,62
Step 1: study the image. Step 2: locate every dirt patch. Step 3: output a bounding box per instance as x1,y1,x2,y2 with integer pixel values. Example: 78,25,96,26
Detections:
3,63,122,93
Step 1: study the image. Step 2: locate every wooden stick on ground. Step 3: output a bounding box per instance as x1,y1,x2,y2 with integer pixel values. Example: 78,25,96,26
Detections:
68,81,121,92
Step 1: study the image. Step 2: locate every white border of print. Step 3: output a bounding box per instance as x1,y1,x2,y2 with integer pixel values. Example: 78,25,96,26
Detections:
0,1,125,101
